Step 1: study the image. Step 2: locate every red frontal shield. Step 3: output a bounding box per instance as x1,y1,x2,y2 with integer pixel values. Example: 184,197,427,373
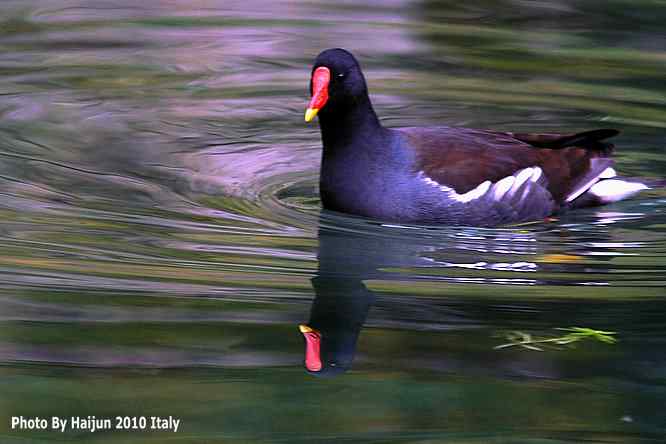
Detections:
305,67,330,122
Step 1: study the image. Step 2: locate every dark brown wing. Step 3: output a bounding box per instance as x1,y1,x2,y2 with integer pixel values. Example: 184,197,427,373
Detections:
400,127,617,204
511,129,617,151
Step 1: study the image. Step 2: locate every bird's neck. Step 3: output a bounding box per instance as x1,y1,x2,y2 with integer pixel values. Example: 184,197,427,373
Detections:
318,96,383,156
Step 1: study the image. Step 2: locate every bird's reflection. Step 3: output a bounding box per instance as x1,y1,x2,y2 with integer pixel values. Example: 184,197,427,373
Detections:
299,215,452,376
298,210,646,377
300,276,374,376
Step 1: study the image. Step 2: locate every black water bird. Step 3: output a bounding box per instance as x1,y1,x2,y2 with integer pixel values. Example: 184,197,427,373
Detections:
305,48,649,227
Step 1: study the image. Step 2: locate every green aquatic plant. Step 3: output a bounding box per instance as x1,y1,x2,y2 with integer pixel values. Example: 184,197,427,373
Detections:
494,327,617,351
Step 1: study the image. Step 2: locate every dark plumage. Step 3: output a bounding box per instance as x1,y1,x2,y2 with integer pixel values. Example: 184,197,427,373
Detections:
305,48,648,227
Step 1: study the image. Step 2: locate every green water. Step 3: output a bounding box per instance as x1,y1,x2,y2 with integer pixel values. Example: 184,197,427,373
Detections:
0,0,665,442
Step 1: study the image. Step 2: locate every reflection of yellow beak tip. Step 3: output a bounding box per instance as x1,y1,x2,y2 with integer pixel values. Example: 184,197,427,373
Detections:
538,253,583,264
299,324,314,333
304,108,319,123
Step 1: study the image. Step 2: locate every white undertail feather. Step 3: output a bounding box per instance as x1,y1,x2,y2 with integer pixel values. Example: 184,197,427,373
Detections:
564,165,648,204
589,179,649,203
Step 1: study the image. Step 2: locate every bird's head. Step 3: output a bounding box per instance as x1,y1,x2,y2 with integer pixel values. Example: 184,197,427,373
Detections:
305,48,368,122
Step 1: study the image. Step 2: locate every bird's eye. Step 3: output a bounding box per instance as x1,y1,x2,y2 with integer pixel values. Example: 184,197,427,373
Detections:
337,73,345,78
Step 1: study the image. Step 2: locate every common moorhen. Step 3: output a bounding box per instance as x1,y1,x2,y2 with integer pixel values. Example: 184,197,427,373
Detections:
305,48,649,227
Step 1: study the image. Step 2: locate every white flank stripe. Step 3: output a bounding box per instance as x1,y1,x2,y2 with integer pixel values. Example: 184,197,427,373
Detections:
510,168,534,195
599,167,617,179
418,166,544,204
457,180,491,203
531,167,542,182
493,176,515,200
566,176,600,203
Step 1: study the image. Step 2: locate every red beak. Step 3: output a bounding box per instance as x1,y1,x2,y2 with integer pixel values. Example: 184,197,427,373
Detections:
305,67,330,122
299,324,322,371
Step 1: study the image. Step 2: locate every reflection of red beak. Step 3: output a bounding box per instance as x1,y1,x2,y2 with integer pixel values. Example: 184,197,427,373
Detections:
304,67,330,122
299,324,322,371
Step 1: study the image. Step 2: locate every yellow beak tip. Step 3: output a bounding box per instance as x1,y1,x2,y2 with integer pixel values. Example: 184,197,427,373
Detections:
304,108,319,123
299,324,313,333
